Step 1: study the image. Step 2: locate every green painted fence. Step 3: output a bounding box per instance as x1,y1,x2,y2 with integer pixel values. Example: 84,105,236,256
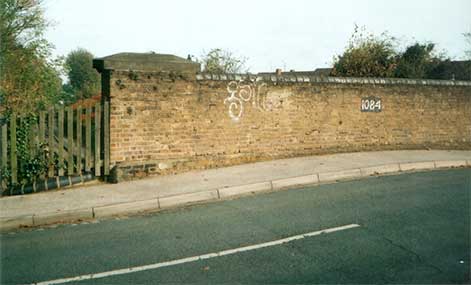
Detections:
0,102,110,193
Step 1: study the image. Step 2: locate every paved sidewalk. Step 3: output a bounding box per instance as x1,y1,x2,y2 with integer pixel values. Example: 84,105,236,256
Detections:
1,150,470,231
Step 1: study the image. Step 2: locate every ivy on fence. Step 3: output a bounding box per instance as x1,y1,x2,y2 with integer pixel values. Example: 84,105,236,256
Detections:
0,102,110,196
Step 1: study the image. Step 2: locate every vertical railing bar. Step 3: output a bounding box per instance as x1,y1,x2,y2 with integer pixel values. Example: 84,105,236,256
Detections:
104,101,110,176
67,107,74,176
85,107,91,172
1,123,8,190
28,117,38,156
39,112,46,180
76,106,82,174
58,107,64,176
39,112,46,143
10,113,17,185
48,108,55,177
94,103,101,176
1,124,7,169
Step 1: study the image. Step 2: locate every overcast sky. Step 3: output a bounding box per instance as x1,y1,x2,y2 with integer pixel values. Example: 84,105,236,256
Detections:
43,0,471,72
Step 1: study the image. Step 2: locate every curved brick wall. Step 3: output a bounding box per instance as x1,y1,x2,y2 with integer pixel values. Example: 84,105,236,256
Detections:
102,70,471,180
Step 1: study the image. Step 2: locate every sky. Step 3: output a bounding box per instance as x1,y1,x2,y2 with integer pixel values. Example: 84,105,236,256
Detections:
43,0,471,73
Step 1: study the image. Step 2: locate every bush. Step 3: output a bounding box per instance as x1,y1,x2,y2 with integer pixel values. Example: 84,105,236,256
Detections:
331,26,467,80
394,43,444,79
200,48,248,74
331,26,397,78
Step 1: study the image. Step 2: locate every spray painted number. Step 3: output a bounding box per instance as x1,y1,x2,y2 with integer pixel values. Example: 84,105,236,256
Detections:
361,97,382,112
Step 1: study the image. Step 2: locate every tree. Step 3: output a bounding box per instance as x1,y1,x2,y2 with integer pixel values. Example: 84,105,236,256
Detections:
0,0,63,191
64,48,100,100
1,47,62,113
394,43,441,79
0,0,48,55
0,0,62,115
331,26,397,78
200,48,248,74
465,32,471,60
330,26,466,80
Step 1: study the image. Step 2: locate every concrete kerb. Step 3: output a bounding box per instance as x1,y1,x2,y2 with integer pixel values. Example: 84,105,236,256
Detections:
158,190,219,209
1,159,470,232
218,182,273,199
272,175,319,190
360,163,401,177
33,208,93,226
93,199,159,218
0,215,34,231
434,160,468,169
318,169,362,183
399,161,435,172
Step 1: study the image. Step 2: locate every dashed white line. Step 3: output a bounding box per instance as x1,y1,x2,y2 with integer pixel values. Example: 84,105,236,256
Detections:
31,223,360,285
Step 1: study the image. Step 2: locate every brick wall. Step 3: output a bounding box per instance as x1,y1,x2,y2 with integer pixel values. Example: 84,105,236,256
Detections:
104,71,471,181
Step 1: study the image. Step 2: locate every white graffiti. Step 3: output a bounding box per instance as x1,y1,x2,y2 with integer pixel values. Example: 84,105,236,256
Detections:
224,79,274,121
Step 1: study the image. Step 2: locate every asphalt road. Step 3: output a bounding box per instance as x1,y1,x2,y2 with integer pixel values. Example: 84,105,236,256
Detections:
1,169,470,284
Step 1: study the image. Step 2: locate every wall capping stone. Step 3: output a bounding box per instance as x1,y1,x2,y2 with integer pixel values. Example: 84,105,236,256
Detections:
93,52,200,74
195,73,471,87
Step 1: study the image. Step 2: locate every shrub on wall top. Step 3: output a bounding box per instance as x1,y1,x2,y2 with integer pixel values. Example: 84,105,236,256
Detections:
331,26,398,78
331,26,470,80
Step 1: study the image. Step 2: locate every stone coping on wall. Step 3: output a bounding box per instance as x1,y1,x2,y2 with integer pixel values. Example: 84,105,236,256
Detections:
195,73,471,87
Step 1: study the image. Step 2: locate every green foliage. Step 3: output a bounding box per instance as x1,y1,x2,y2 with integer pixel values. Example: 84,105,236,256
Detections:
1,46,63,114
331,26,470,80
394,43,441,79
1,115,52,194
331,26,398,78
128,70,139,81
465,32,471,60
15,117,48,187
0,0,62,115
426,59,471,81
0,0,48,54
200,48,248,74
59,83,77,105
0,166,12,191
64,48,101,100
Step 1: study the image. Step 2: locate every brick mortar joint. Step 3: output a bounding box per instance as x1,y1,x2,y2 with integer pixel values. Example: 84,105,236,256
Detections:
195,73,471,87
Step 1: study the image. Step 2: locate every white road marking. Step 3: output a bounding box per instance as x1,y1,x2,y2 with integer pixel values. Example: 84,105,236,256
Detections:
31,223,360,285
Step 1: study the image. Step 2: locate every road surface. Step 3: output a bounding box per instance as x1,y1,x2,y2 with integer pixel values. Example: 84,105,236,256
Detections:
1,169,470,284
